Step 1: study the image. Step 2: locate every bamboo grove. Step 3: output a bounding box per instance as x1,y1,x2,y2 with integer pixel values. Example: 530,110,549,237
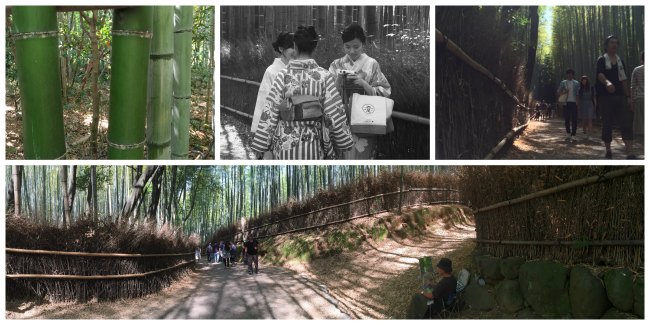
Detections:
550,6,644,86
8,6,212,160
6,165,451,241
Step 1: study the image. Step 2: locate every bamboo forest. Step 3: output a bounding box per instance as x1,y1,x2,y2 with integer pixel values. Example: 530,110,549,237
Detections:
6,165,644,319
5,6,215,160
436,6,644,160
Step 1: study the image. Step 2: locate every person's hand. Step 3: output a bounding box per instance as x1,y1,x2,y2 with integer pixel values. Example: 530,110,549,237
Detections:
352,78,372,93
606,81,616,93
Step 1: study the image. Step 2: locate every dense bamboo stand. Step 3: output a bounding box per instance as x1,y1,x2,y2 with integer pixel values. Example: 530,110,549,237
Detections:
12,6,67,159
107,6,153,159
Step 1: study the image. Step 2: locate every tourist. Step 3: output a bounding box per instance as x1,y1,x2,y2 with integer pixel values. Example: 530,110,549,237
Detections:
329,23,392,159
250,25,354,159
246,237,260,274
557,69,581,142
223,241,231,268
230,242,237,266
251,32,295,159
206,242,213,262
578,76,596,140
631,51,644,145
596,35,634,159
194,246,201,261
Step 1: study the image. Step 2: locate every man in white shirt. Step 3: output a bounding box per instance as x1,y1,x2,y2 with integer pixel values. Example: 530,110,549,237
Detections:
558,69,581,141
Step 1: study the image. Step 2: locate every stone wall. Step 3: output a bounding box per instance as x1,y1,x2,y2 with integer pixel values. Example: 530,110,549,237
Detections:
462,255,644,319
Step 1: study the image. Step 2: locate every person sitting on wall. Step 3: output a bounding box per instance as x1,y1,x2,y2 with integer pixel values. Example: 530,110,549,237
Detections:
406,258,457,319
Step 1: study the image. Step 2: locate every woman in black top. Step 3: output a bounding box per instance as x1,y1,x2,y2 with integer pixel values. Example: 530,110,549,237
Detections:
596,35,634,159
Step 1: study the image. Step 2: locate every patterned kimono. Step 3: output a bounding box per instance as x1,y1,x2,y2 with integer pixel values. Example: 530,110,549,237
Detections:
329,53,391,159
250,59,354,160
251,58,287,133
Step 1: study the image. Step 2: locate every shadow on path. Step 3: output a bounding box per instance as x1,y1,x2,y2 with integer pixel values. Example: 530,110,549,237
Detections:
499,117,643,159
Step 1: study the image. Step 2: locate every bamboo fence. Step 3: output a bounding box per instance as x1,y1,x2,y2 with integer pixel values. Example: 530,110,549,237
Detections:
238,188,461,239
473,166,644,269
6,249,195,301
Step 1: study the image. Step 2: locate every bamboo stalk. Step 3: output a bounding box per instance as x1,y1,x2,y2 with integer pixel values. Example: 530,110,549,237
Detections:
6,260,195,280
484,122,529,159
473,166,643,214
12,6,67,159
171,6,193,160
6,248,194,258
147,6,174,159
107,6,153,159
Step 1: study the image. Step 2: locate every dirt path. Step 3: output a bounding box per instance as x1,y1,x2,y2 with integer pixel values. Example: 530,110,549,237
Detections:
281,206,476,319
7,262,348,319
220,111,255,160
500,117,644,159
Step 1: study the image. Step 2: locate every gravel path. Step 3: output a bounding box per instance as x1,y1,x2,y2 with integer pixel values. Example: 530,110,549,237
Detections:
7,262,348,319
499,117,644,159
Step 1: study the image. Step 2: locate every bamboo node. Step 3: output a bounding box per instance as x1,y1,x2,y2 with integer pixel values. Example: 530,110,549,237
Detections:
108,139,146,150
12,30,59,40
112,29,152,39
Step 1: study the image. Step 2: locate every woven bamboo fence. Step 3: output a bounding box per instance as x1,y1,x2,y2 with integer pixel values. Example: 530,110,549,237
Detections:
240,188,461,239
473,166,644,269
6,249,195,302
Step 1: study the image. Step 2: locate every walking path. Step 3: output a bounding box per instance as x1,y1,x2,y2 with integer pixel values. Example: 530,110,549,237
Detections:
499,117,644,159
220,111,255,160
7,262,348,319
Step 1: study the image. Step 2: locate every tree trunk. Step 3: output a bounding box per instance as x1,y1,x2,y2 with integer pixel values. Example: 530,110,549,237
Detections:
120,165,159,220
107,7,153,159
171,6,194,159
12,6,66,159
147,6,174,159
147,166,165,221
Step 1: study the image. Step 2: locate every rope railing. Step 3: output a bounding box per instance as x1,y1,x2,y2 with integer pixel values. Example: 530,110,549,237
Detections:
221,75,430,125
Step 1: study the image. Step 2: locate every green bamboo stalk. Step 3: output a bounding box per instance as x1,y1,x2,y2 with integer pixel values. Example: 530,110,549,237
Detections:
12,6,66,159
107,7,153,159
146,6,174,159
171,6,193,160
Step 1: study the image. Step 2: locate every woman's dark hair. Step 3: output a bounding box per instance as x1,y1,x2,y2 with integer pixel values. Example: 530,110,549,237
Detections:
272,32,293,54
341,23,366,43
579,75,591,98
294,25,318,54
566,69,575,76
604,35,619,51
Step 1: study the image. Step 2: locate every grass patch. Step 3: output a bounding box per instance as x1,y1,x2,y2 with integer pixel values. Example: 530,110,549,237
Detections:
369,223,389,241
280,238,314,262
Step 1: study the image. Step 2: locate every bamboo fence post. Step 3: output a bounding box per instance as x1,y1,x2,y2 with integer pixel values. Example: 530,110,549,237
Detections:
147,6,174,159
171,6,193,160
12,6,67,159
107,6,153,159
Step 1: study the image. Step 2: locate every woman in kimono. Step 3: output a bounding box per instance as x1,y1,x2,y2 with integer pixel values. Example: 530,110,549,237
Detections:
250,26,354,160
250,32,294,159
329,23,391,159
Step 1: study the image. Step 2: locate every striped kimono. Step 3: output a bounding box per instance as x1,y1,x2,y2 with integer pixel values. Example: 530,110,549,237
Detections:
250,59,354,159
329,53,391,159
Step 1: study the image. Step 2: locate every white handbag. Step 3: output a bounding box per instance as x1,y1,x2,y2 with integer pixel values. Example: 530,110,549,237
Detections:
349,93,394,135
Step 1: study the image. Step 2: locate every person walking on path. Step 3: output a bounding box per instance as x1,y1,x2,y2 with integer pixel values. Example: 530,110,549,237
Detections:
578,76,596,140
245,237,260,274
206,243,213,263
558,69,581,142
631,51,644,148
221,241,230,267
596,35,635,159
